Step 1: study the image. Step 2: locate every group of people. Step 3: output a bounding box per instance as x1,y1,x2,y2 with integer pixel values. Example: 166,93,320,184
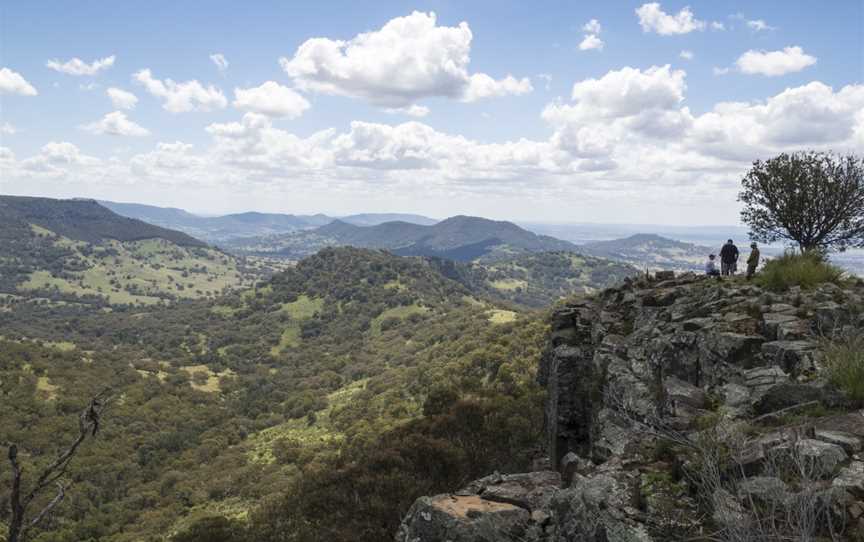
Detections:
705,239,760,279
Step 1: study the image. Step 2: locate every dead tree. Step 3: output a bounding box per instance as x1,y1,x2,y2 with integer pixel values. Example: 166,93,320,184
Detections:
6,389,110,542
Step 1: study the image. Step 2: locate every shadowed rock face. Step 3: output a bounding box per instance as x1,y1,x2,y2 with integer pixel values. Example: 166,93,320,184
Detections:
399,272,864,541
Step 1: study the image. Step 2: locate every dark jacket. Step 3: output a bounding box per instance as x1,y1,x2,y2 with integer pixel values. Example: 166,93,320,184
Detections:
747,248,760,266
720,243,739,264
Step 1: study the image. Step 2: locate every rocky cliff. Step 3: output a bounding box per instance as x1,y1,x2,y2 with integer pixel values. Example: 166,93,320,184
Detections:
398,272,864,541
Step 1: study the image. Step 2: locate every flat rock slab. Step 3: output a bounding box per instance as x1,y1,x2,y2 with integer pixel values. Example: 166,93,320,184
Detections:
816,410,864,439
431,495,523,519
814,429,863,454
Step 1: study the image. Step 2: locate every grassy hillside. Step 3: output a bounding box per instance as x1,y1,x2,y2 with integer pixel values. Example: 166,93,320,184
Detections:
0,196,277,306
0,247,546,541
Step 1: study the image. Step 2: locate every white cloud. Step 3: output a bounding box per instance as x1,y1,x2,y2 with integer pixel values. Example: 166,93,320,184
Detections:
279,11,531,107
5,61,862,224
130,142,205,178
713,67,730,76
133,69,227,112
81,111,150,137
635,3,706,35
463,74,533,102
233,81,310,118
46,55,115,76
579,34,605,51
693,82,864,149
583,19,602,34
107,87,139,110
736,46,817,76
711,21,725,31
1,122,16,135
384,105,430,117
568,65,686,118
0,67,38,96
578,19,604,52
210,53,229,72
746,19,775,31
679,50,694,60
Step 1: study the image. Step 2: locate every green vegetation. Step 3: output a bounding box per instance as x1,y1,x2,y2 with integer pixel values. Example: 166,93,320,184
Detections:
755,251,845,292
0,196,286,307
429,251,636,308
1,247,547,541
824,334,864,405
739,152,864,252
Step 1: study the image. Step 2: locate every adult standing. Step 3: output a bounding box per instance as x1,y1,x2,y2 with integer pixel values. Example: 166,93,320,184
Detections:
720,239,739,276
746,242,760,279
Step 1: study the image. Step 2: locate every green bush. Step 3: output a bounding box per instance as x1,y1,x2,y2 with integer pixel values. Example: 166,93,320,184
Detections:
824,335,864,405
755,251,844,292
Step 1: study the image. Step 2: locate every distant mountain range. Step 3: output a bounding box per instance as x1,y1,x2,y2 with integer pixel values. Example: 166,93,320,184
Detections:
578,233,712,271
98,200,437,242
228,215,579,262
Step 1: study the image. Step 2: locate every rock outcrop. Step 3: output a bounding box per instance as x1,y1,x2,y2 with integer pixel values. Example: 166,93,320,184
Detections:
398,273,864,541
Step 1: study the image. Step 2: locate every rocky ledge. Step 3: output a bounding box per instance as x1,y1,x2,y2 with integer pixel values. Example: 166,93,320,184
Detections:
398,273,864,541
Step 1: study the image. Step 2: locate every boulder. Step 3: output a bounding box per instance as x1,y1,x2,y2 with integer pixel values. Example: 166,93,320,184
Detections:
761,340,820,375
549,467,654,542
396,494,532,542
681,317,713,331
654,270,675,281
593,408,640,462
471,471,562,511
560,452,592,486
792,439,848,476
703,332,764,367
664,376,707,409
814,430,863,454
753,383,827,415
744,366,788,394
721,382,752,410
737,476,790,507
813,301,848,333
761,313,800,340
833,461,864,499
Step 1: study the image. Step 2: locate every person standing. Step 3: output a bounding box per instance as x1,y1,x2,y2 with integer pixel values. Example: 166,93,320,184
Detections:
746,242,760,279
720,239,739,276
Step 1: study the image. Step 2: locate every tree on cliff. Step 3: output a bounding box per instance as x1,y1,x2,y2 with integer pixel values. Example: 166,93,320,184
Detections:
739,151,864,252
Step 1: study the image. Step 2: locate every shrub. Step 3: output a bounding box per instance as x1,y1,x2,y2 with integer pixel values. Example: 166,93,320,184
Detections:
823,335,864,405
755,251,844,292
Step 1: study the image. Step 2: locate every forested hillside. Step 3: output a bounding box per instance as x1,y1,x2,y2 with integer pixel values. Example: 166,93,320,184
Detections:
428,251,637,308
0,247,547,541
0,196,276,306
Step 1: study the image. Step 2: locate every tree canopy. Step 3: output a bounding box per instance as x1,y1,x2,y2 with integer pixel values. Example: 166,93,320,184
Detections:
739,151,864,252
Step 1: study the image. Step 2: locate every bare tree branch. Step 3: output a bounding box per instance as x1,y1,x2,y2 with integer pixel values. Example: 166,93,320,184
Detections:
6,388,110,542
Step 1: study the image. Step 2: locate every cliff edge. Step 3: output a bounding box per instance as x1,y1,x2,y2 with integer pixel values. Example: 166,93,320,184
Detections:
398,272,864,541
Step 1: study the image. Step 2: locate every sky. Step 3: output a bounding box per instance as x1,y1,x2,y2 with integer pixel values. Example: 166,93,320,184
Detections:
1,1,862,224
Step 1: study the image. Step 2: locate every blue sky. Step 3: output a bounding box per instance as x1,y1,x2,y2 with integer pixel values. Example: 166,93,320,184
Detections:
1,1,862,224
